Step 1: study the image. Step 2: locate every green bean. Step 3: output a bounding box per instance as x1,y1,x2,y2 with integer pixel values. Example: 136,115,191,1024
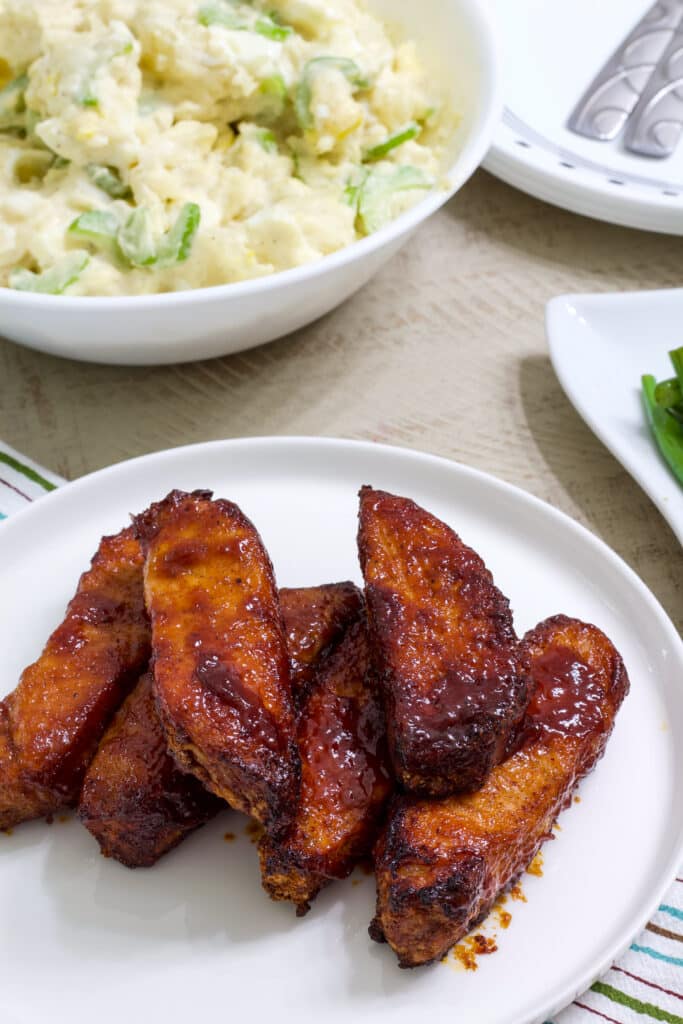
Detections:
642,374,683,484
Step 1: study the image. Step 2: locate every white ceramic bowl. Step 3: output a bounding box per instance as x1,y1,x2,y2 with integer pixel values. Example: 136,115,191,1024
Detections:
0,0,501,366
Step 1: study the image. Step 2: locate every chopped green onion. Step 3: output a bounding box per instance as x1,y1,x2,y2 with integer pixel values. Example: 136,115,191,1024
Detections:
9,251,89,294
86,163,132,199
364,122,421,162
354,165,431,234
254,128,277,152
260,74,287,99
295,57,369,131
198,2,242,28
68,210,120,256
259,73,288,117
117,208,157,267
255,16,292,40
200,3,292,40
67,203,201,271
155,203,201,267
344,174,366,209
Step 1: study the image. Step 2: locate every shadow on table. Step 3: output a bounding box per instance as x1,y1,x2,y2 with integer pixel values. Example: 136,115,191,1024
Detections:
445,171,683,289
518,353,681,611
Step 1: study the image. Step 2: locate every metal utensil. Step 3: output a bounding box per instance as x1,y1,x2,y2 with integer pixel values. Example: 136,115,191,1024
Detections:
625,26,683,155
569,0,683,141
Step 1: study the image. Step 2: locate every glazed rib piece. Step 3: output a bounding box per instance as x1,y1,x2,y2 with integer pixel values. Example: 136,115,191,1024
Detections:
0,701,56,830
280,582,364,706
370,615,629,967
0,527,150,831
357,486,528,795
259,609,393,915
79,673,224,867
134,490,299,837
79,583,363,868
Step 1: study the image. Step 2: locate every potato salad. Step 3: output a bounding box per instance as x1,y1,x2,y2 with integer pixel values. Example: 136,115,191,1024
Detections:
0,0,449,296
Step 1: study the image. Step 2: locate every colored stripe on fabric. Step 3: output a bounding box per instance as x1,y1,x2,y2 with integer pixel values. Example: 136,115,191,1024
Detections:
0,451,56,492
575,1000,623,1024
0,512,6,520
631,945,683,968
591,981,683,1023
613,966,683,1002
648,923,683,944
0,476,32,502
661,907,683,923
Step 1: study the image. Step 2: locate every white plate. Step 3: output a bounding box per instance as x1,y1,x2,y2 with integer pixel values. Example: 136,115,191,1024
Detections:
547,288,683,546
1,437,682,1024
484,0,683,233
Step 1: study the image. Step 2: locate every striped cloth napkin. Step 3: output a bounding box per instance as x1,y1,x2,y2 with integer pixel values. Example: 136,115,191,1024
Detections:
0,442,63,516
1,442,681,1024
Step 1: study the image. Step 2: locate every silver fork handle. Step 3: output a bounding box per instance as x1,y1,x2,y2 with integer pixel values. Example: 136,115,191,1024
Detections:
625,26,683,155
569,0,683,141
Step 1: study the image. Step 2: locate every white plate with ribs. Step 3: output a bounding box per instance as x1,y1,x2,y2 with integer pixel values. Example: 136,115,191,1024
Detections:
0,436,681,1024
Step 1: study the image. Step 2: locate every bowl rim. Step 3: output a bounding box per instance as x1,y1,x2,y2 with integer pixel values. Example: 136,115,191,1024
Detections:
0,0,502,312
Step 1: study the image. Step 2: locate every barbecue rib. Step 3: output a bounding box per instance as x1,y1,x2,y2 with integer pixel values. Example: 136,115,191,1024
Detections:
134,490,299,836
259,609,393,914
0,526,150,831
357,486,528,795
80,583,363,867
280,583,365,706
370,614,629,967
0,701,56,829
79,672,223,866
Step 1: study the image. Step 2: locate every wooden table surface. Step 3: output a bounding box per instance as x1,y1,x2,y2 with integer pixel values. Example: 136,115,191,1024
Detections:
1,170,680,629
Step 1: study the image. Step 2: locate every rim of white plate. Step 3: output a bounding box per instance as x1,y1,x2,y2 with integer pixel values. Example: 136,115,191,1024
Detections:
485,107,683,234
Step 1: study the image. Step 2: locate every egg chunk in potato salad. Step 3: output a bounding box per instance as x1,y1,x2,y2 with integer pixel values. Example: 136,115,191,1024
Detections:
0,0,451,296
